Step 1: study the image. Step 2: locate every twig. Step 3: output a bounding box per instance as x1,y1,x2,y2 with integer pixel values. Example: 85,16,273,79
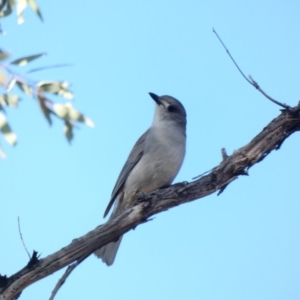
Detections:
49,254,90,300
17,216,30,259
248,75,291,109
213,28,251,84
192,169,211,180
221,148,228,160
212,28,291,110
26,64,73,74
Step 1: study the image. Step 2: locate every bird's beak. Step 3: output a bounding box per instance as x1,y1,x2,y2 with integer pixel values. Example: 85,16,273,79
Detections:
149,92,162,105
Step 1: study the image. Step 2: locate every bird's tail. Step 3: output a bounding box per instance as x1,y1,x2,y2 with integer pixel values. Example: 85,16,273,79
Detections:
94,236,123,266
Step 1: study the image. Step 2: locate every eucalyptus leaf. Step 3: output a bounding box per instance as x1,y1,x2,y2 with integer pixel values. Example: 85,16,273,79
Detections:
7,78,16,91
82,116,94,127
0,50,9,61
11,53,46,66
52,102,94,130
53,103,68,119
16,0,27,24
59,90,73,100
0,0,14,18
38,81,65,93
66,103,81,120
0,94,19,107
0,112,17,145
37,94,52,125
64,121,73,143
0,144,6,158
38,81,73,99
16,81,33,97
27,0,43,21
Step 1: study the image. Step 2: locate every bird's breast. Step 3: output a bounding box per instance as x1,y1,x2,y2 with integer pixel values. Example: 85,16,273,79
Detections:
124,123,186,193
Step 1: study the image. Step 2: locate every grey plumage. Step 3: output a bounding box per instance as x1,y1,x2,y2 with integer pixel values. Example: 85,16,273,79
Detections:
94,92,187,266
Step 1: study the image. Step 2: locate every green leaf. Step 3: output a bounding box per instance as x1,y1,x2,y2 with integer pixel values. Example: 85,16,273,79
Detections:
72,112,94,127
81,116,94,127
66,103,81,120
16,81,33,97
16,0,27,24
0,143,6,158
37,94,52,125
0,112,17,145
38,81,66,93
38,81,73,99
10,53,46,66
52,102,94,127
0,50,9,61
0,0,42,23
53,103,68,119
27,0,43,21
7,78,16,91
0,94,20,107
64,121,73,143
0,0,15,18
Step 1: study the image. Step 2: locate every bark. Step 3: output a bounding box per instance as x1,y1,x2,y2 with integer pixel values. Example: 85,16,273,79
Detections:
1,102,300,300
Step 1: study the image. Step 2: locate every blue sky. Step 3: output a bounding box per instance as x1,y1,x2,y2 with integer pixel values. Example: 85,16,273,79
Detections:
1,1,300,299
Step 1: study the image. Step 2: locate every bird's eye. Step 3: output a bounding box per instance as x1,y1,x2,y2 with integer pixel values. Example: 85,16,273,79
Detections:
167,105,178,113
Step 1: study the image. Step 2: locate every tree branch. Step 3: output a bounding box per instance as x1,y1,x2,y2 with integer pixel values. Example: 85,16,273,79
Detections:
1,102,300,300
49,254,89,300
213,28,291,110
17,216,31,260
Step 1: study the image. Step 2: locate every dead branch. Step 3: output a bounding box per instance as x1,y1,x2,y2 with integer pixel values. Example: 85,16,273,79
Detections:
1,102,300,300
49,254,89,300
17,217,30,259
213,28,291,110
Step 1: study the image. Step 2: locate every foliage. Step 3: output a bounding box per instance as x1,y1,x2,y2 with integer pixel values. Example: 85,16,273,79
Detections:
0,0,94,158
0,0,42,26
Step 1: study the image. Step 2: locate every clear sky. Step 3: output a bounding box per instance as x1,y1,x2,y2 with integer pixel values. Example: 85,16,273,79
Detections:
1,1,300,299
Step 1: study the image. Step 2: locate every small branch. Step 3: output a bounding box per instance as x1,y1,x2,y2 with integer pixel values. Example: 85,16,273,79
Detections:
221,148,228,160
192,169,211,180
27,251,40,268
17,216,30,259
212,28,290,110
248,75,291,109
26,64,73,74
49,254,90,300
212,28,251,84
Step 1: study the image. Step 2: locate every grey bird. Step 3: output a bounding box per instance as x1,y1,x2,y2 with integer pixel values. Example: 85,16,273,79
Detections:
94,92,187,266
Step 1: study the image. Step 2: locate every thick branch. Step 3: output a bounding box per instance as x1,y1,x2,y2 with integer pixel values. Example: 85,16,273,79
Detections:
1,103,300,300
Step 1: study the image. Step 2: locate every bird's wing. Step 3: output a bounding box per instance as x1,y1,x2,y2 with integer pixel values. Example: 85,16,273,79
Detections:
103,129,149,218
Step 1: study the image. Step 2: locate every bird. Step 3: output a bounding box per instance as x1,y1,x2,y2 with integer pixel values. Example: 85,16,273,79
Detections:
94,92,187,266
